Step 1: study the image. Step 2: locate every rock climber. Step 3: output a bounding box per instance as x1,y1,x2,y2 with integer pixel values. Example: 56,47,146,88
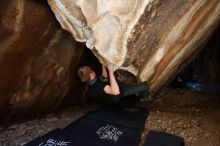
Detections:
78,63,151,103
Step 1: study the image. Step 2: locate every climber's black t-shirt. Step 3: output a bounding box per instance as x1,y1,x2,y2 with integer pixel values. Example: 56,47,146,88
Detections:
90,77,108,98
90,77,120,103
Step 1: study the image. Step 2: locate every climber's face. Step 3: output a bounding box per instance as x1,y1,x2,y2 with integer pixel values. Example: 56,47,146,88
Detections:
89,70,96,80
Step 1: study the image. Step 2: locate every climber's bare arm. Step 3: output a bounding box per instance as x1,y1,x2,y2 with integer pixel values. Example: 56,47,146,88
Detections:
102,64,108,78
104,64,120,95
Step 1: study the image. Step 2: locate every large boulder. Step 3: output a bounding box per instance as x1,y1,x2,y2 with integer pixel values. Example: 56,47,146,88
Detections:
48,0,220,94
0,0,84,123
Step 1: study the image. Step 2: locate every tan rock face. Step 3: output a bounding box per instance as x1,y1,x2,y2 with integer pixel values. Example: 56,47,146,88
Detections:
48,0,148,65
48,0,220,94
0,0,84,122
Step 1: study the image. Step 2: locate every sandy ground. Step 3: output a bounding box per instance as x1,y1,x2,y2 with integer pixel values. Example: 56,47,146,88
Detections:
139,88,220,146
0,88,219,146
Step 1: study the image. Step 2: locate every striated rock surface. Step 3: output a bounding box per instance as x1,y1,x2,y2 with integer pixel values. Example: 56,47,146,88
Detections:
0,0,85,123
48,0,220,94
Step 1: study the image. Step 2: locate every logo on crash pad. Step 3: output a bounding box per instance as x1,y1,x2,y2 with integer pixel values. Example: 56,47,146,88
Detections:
96,124,122,142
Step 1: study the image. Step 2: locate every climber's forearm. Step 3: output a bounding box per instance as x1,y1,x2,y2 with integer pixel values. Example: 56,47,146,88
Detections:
102,65,108,78
108,70,120,95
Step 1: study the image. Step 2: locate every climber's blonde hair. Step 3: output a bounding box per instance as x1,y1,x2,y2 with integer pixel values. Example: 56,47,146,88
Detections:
78,66,92,82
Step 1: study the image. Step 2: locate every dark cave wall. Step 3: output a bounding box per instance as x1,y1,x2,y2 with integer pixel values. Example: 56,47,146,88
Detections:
172,26,220,95
61,49,102,106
